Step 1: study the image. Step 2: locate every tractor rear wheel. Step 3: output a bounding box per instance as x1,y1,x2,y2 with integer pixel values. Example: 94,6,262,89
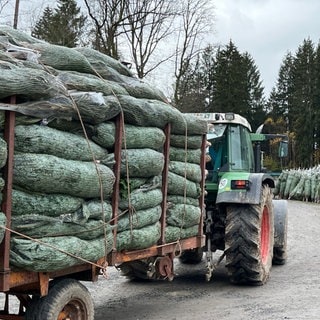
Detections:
225,185,274,285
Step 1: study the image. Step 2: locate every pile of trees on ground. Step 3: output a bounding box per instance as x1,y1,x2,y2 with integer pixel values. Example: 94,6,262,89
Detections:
274,166,320,203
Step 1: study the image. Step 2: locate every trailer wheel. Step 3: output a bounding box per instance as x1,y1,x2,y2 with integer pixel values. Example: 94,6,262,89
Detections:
273,199,288,265
26,278,94,320
119,259,153,280
24,296,41,320
225,185,274,285
179,248,203,264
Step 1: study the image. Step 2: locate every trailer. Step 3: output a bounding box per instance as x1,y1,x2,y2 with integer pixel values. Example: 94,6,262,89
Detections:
0,104,206,319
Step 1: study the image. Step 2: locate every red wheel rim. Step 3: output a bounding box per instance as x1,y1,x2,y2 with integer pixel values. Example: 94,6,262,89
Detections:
260,205,270,264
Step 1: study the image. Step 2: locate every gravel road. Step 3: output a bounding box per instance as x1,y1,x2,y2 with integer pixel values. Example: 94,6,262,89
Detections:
87,200,320,320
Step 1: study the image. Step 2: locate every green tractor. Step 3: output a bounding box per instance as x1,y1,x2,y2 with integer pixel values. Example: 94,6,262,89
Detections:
183,112,288,285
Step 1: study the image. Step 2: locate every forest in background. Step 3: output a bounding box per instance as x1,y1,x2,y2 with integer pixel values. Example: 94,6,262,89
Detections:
1,0,320,170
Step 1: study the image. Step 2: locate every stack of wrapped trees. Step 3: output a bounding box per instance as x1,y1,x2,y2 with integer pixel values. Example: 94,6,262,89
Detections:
274,166,320,203
0,26,207,272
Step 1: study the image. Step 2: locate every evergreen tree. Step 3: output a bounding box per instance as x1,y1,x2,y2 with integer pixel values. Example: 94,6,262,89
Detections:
175,45,216,112
32,0,87,47
242,52,266,129
210,41,265,130
31,7,55,42
291,38,316,167
267,52,294,132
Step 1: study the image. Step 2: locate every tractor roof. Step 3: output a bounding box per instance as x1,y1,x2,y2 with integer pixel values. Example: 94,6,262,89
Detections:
188,112,252,132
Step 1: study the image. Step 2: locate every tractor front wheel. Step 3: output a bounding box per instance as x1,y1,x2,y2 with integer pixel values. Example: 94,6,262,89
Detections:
225,185,274,285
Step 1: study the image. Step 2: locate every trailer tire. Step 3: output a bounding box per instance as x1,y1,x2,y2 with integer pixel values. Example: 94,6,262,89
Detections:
26,278,94,320
273,199,288,265
179,248,203,264
225,185,274,285
119,259,153,280
25,296,41,320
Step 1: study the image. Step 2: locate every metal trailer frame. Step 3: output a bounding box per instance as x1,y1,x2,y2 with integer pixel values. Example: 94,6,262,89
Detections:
0,105,206,319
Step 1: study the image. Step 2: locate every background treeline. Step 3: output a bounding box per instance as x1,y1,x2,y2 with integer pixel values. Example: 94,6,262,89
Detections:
5,0,320,170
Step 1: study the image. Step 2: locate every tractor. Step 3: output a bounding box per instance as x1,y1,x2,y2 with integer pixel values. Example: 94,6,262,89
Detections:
182,112,288,285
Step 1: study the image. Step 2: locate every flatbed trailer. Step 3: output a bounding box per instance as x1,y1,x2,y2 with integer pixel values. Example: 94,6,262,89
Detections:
0,105,206,319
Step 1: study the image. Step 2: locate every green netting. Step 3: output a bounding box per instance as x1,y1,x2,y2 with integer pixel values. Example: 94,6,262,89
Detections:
168,172,201,198
11,189,83,217
167,195,200,207
170,134,203,149
118,76,167,101
91,122,115,148
10,234,114,272
117,205,161,232
169,147,201,164
14,125,108,161
117,95,185,129
11,214,111,240
0,137,7,168
0,26,206,272
103,149,164,178
122,125,165,150
0,95,74,120
92,123,165,150
0,212,6,243
165,225,199,242
70,92,121,124
57,71,128,96
116,222,161,251
75,47,133,78
0,25,43,44
171,113,207,135
0,66,67,100
0,177,4,191
169,161,202,183
84,200,113,221
13,153,115,198
167,204,201,228
23,42,94,74
0,51,20,65
47,119,94,137
119,188,163,211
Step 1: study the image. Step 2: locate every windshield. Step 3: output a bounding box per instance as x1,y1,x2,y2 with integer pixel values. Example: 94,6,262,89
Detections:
207,124,227,140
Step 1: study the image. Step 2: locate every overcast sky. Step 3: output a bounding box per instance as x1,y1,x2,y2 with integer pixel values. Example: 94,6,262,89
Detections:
212,0,320,96
1,0,320,98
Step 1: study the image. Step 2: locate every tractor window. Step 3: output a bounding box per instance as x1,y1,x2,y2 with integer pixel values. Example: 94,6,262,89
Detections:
206,124,227,181
229,125,254,172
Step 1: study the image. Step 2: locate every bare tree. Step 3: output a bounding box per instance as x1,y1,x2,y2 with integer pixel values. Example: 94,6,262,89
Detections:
123,0,176,79
83,0,128,58
0,0,9,14
173,0,214,105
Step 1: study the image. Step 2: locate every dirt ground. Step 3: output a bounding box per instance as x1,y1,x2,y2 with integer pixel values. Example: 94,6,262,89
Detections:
87,200,320,320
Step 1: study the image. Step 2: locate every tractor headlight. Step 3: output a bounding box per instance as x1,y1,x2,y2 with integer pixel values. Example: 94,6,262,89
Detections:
225,113,235,121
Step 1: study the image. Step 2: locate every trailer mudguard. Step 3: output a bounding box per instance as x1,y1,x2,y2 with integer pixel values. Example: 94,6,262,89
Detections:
216,172,275,205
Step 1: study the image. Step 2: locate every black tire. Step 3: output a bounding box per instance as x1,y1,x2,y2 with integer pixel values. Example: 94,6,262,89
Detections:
273,199,288,265
24,296,41,320
119,259,153,280
225,185,274,285
179,248,203,264
26,278,94,320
